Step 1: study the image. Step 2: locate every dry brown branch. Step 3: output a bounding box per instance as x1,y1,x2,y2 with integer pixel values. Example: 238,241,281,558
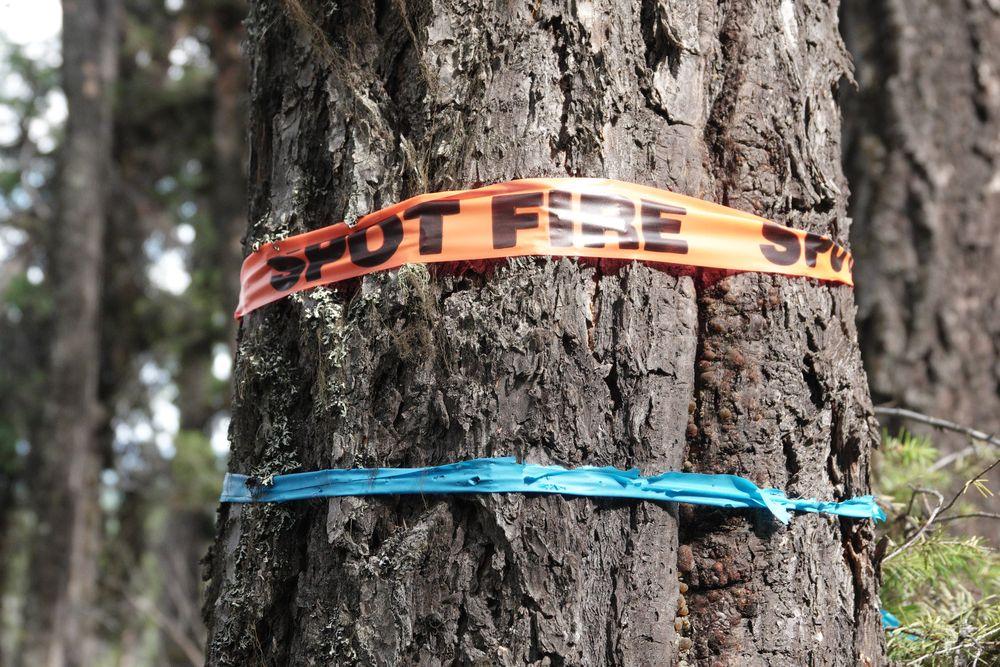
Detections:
874,406,1000,449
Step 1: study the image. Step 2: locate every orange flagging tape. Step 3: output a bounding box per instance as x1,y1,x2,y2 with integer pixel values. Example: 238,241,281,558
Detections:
236,178,853,318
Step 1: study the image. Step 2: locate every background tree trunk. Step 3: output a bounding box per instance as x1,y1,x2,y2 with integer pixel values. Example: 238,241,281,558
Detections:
204,1,883,665
158,4,249,661
23,0,120,664
841,1,1000,474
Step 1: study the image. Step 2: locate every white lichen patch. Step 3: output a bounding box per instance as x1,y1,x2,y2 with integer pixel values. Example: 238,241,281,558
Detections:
295,288,350,417
249,210,297,252
249,411,298,480
298,288,347,354
394,263,432,303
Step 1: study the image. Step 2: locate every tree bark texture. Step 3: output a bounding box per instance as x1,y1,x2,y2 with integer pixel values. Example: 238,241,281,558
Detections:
205,1,884,665
24,0,120,665
841,1,1000,466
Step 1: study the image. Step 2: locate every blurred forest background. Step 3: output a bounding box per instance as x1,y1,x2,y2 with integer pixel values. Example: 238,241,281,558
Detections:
0,0,996,664
1,0,243,663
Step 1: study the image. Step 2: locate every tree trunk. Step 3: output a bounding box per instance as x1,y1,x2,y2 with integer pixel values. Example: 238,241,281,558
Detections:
158,8,249,661
204,1,883,665
24,0,120,665
208,1,250,325
841,1,1000,468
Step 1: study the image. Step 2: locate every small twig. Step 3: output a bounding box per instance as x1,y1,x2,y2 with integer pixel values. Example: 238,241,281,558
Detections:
883,488,944,563
935,512,1000,524
939,458,1000,516
123,594,204,667
887,624,927,639
874,406,1000,449
905,625,1000,665
885,459,999,563
893,489,920,526
929,444,984,473
104,577,203,666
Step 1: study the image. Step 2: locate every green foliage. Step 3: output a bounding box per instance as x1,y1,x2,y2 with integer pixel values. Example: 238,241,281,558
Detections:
1,2,237,662
876,430,947,499
171,430,225,511
877,431,999,664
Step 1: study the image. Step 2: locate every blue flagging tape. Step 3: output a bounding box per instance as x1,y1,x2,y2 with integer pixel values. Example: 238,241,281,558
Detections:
881,609,919,640
220,457,885,524
881,609,901,630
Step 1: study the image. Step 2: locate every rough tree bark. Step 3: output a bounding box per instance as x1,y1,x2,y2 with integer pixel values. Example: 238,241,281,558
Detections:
841,1,1000,468
205,1,884,665
23,0,120,665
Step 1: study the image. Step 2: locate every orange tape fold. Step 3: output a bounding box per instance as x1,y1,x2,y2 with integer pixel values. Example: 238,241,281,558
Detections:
236,178,852,318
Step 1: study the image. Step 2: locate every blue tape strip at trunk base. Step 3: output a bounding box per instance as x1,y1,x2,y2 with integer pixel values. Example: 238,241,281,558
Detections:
881,610,901,629
220,457,885,525
881,609,919,640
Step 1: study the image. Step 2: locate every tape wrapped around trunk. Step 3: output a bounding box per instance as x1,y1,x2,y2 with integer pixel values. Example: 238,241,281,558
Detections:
236,178,853,317
220,457,885,524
